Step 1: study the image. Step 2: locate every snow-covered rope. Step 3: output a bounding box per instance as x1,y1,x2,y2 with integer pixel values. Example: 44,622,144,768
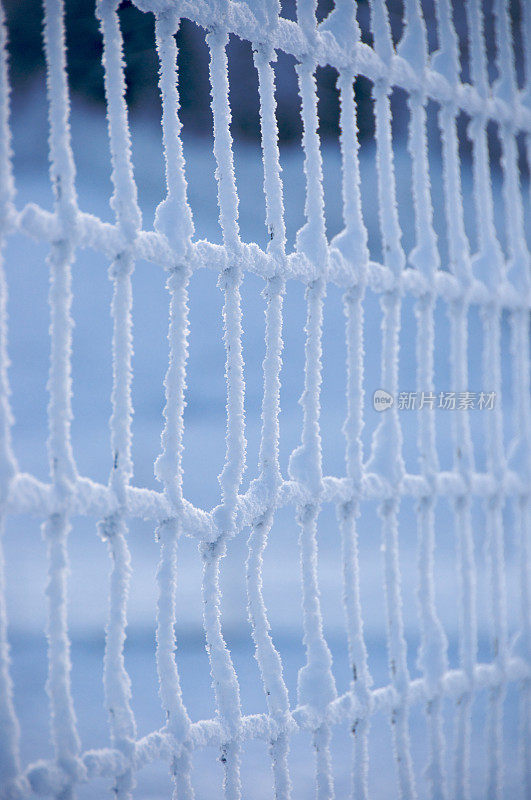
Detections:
513,17,531,794
153,10,195,799
432,4,479,797
402,1,449,797
510,305,531,800
0,6,23,799
332,5,373,793
288,27,336,793
0,0,529,798
366,0,416,795
464,3,509,798
40,2,83,797
494,3,530,795
96,2,141,797
245,29,292,800
202,27,244,800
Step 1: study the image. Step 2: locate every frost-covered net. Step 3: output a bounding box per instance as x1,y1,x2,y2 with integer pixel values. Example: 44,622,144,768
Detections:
0,0,530,798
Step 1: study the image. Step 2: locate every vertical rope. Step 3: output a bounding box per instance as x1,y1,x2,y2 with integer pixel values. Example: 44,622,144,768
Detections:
203,28,243,800
1,0,529,797
153,11,195,799
41,1,82,796
432,3,477,798
96,2,140,796
246,36,292,800
367,1,415,796
465,3,508,798
401,2,449,797
288,27,336,792
0,5,24,797
504,3,531,792
510,312,531,800
335,47,373,796
523,0,531,214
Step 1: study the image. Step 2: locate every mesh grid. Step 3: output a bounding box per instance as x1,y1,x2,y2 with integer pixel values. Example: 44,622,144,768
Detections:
0,0,530,798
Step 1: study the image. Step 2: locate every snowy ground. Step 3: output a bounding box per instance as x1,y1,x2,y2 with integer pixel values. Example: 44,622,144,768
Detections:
3,83,529,798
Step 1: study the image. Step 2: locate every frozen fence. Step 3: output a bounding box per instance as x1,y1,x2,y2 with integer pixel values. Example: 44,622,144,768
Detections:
0,0,530,798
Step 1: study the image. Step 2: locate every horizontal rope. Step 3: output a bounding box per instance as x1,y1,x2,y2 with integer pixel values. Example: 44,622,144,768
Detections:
17,656,530,798
148,1,531,135
4,469,528,543
10,202,531,309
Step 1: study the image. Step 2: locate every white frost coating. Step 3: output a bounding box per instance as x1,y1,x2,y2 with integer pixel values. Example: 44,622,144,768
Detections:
208,30,240,255
509,307,531,798
97,3,140,798
523,0,531,259
1,1,530,798
205,28,244,800
156,523,194,800
465,0,504,290
207,30,246,524
494,0,529,296
296,0,317,46
319,0,360,59
100,515,136,800
253,46,286,264
0,8,23,799
434,5,477,794
403,5,448,797
289,60,328,492
153,11,194,262
369,81,404,282
0,523,20,800
398,0,427,76
289,41,336,799
337,502,371,800
448,303,477,800
332,47,368,282
201,541,242,800
482,308,508,800
482,314,507,800
369,0,394,68
436,96,471,283
365,7,404,516
153,15,194,799
335,69,368,482
335,62,372,800
523,0,531,108
246,509,291,799
408,7,448,800
97,0,141,243
154,12,193,508
44,0,77,491
42,2,82,797
246,41,292,800
492,0,517,103
97,0,141,498
0,1,13,236
405,85,438,278
467,3,509,798
367,2,415,797
431,0,459,86
293,63,327,275
43,515,83,799
467,0,489,100
374,200,414,799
